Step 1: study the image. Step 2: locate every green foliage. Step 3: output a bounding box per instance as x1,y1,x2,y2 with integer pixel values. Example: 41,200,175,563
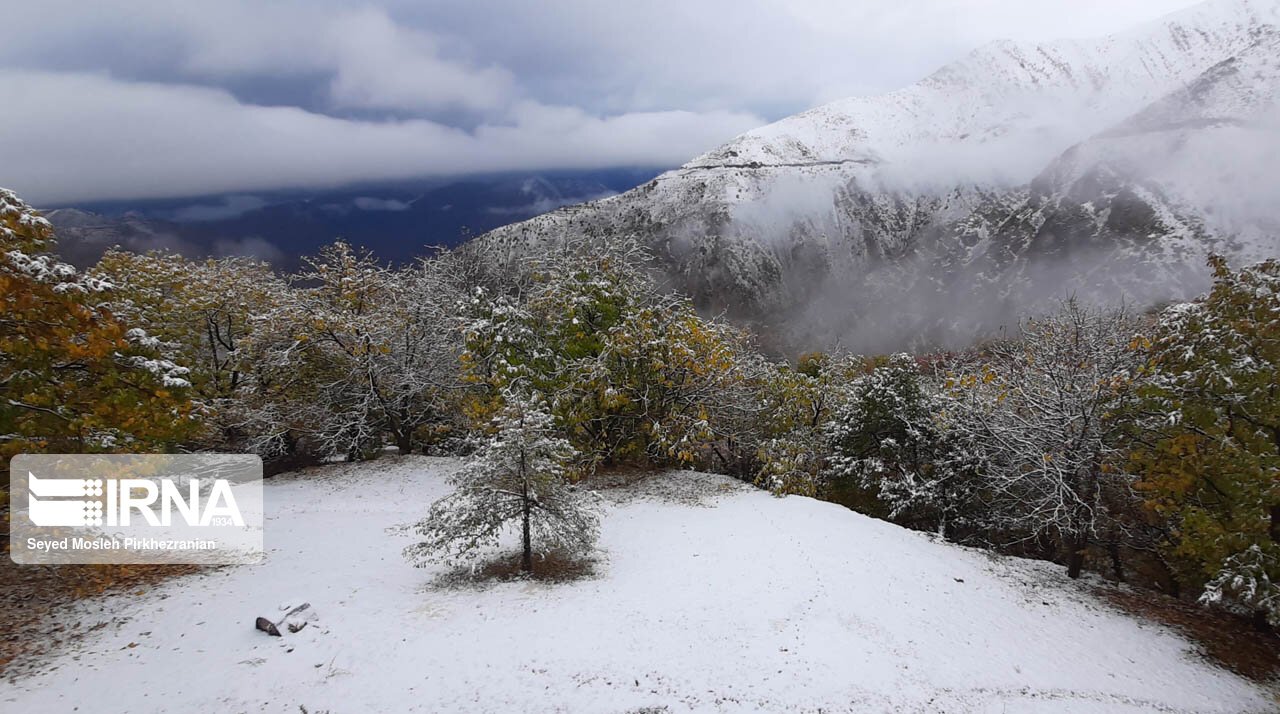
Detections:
459,244,748,473
795,352,827,378
1132,255,1280,622
750,356,857,496
826,354,982,536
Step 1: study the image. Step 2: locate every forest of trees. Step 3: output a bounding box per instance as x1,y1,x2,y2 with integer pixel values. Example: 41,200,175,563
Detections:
4,185,1280,624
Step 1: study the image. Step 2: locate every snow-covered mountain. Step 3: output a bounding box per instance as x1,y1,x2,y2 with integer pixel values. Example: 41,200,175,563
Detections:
479,0,1280,352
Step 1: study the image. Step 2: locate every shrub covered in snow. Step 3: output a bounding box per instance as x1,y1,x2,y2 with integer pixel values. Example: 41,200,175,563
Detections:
826,353,985,539
458,237,751,473
941,300,1150,577
404,391,600,574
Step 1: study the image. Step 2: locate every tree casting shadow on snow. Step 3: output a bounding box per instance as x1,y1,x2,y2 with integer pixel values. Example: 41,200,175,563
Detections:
427,549,601,590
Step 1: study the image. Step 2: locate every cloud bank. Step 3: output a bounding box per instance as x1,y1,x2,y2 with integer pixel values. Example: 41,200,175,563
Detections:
0,0,1200,204
1,70,761,204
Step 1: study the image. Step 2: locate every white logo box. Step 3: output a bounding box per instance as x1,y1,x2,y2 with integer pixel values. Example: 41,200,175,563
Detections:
9,454,264,565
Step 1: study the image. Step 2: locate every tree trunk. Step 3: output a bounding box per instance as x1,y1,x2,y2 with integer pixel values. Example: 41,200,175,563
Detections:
521,497,532,574
709,444,731,475
1154,553,1181,597
396,429,412,456
1067,534,1088,579
1036,531,1057,560
520,424,532,574
1107,541,1126,582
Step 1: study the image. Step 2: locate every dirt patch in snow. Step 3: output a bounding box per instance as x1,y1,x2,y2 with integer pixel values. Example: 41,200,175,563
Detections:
1098,585,1280,687
0,561,202,679
427,550,601,590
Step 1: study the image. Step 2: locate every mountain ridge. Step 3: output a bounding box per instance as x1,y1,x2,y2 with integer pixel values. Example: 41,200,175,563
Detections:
476,0,1280,353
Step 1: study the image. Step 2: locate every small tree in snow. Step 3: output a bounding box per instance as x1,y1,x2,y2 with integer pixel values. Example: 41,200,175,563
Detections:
404,391,599,574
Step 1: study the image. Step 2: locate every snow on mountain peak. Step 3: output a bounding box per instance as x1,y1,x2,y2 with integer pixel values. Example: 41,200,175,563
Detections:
685,0,1279,189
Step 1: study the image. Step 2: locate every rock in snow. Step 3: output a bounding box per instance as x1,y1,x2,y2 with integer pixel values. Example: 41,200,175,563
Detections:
0,456,1271,713
254,616,281,637
256,602,318,637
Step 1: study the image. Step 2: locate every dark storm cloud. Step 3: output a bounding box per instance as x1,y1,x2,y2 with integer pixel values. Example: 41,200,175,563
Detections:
0,0,1197,204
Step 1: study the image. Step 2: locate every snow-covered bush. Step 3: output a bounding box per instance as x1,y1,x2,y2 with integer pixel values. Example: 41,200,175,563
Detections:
404,391,600,574
825,354,984,538
1200,546,1280,627
747,353,856,496
283,242,466,458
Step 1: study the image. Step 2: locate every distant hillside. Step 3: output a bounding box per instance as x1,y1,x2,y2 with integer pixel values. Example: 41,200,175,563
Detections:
43,168,665,269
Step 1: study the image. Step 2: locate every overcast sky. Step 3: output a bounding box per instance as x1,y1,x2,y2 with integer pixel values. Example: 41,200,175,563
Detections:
0,0,1198,205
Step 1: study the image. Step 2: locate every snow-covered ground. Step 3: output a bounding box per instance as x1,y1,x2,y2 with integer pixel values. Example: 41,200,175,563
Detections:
1,456,1272,713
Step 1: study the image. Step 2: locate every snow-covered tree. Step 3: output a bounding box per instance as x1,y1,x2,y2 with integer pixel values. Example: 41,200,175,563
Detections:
1,188,198,464
1132,255,1280,625
747,353,854,496
405,391,599,573
458,237,750,473
947,299,1148,577
826,353,984,538
91,250,289,451
604,294,747,467
283,242,464,458
458,286,543,415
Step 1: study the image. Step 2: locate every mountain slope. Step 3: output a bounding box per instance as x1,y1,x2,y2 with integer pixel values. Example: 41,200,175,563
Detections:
689,0,1277,177
0,457,1269,713
478,0,1280,352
